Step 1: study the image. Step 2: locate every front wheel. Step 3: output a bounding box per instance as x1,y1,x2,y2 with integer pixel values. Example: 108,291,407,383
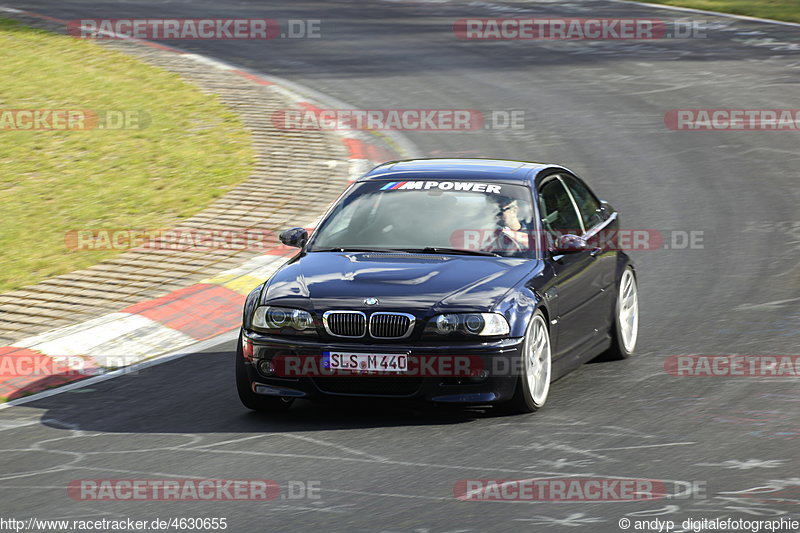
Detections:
503,310,551,414
601,266,639,360
235,331,294,412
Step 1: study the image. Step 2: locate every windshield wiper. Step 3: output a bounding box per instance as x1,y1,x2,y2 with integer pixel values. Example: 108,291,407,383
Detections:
310,247,405,253
402,247,500,257
311,246,499,257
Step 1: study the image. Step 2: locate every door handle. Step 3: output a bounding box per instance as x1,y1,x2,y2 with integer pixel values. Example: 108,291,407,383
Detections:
589,247,602,257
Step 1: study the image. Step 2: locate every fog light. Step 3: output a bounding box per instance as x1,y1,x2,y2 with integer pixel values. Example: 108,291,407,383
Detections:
258,359,275,377
469,369,489,382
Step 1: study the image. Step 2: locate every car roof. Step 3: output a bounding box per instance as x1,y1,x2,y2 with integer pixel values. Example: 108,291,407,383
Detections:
360,158,567,183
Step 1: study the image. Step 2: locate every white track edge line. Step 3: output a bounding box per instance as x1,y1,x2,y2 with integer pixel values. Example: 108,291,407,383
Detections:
0,330,239,410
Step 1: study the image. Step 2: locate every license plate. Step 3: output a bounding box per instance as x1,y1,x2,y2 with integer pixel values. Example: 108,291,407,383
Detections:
323,351,408,373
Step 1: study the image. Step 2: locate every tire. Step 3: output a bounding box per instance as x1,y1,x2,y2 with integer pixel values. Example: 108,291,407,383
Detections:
600,266,639,361
503,310,552,414
235,331,294,412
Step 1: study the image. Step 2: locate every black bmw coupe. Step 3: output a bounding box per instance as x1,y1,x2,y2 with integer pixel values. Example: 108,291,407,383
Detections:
236,159,639,414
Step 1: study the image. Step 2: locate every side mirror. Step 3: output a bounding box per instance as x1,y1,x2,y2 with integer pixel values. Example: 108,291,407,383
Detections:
279,227,308,248
554,234,588,253
598,200,614,220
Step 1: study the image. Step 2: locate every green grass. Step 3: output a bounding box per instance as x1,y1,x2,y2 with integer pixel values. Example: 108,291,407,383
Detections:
631,0,800,23
0,18,254,292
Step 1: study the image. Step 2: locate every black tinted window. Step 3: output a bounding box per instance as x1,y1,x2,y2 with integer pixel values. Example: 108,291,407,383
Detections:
562,175,602,229
538,178,581,233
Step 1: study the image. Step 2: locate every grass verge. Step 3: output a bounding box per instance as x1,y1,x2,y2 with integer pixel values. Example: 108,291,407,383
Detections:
0,18,254,292
630,0,800,23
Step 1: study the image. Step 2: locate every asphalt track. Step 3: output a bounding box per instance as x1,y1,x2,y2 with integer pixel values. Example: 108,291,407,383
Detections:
1,1,799,531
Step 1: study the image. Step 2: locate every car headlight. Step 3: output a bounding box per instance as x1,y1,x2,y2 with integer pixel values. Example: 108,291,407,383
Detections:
251,306,316,335
424,313,510,337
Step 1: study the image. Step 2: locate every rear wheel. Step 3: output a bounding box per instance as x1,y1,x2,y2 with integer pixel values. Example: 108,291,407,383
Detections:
601,266,639,361
503,310,551,414
235,331,294,412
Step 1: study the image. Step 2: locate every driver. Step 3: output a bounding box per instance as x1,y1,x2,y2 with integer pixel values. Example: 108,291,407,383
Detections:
485,196,530,252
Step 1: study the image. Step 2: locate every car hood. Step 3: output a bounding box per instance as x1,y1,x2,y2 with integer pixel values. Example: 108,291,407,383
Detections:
262,252,537,314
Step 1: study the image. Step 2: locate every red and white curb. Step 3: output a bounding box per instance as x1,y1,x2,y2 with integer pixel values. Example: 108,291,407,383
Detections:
0,5,420,402
0,249,296,401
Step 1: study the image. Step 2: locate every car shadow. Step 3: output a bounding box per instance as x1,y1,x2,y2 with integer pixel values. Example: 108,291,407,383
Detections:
25,348,499,434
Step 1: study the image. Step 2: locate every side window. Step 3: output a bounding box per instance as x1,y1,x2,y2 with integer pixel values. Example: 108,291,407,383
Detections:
561,174,603,230
538,178,581,233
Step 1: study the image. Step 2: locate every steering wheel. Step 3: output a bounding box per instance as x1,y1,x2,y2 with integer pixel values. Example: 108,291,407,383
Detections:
489,227,524,254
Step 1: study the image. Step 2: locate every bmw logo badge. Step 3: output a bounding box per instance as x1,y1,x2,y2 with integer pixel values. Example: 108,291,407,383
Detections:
364,297,379,306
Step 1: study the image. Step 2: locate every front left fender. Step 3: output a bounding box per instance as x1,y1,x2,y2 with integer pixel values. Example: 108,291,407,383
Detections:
242,283,265,330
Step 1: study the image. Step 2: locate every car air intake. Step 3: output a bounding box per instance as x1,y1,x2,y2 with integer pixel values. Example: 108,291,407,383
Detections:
323,311,367,338
313,377,422,396
369,312,415,339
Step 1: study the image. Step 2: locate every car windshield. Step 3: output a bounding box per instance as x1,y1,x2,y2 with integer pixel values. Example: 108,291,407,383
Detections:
307,179,535,257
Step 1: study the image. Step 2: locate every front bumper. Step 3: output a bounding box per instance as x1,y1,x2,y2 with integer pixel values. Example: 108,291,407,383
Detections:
241,330,524,404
